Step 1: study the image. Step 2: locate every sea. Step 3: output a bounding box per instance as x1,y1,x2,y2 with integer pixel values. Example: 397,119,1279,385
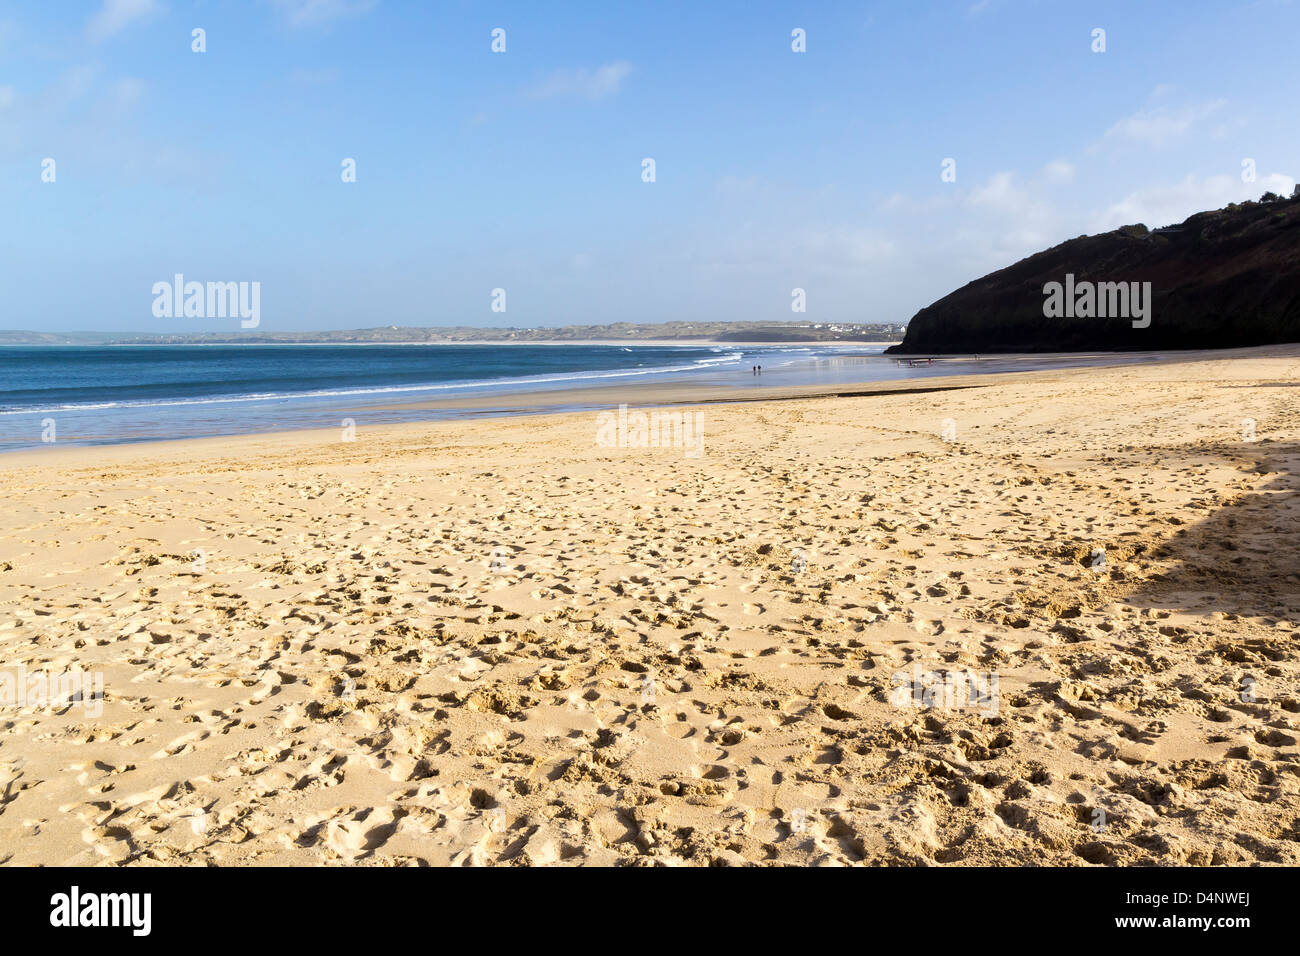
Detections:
0,343,1145,452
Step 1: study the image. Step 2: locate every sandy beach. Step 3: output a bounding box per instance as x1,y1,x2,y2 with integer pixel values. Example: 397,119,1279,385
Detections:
2,346,1298,866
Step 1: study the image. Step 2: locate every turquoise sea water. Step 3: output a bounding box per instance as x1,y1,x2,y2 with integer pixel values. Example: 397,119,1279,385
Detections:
0,343,885,450
0,342,1156,451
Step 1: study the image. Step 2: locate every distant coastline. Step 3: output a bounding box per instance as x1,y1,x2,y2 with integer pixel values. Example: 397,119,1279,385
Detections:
0,321,905,347
0,339,903,349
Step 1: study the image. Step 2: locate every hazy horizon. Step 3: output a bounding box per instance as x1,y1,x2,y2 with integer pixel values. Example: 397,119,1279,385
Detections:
0,318,904,337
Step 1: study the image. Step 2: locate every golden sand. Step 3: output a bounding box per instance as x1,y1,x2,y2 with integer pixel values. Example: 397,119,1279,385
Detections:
1,348,1298,865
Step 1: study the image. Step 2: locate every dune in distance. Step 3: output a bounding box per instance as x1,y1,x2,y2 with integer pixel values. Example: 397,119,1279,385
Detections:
2,347,1297,866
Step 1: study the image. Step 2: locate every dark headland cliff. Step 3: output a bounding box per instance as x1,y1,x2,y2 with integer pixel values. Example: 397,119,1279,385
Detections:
887,189,1300,354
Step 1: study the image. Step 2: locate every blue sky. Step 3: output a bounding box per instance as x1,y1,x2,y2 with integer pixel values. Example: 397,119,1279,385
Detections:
1,0,1297,333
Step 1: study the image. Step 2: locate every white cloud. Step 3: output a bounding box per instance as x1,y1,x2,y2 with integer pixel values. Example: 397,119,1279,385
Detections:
529,62,633,102
1043,159,1075,184
1103,97,1227,148
86,0,160,43
1092,172,1297,231
961,171,1062,263
272,0,377,28
969,171,1030,212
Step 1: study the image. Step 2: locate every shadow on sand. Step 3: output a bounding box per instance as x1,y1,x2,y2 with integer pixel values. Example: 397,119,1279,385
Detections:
1115,440,1300,621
